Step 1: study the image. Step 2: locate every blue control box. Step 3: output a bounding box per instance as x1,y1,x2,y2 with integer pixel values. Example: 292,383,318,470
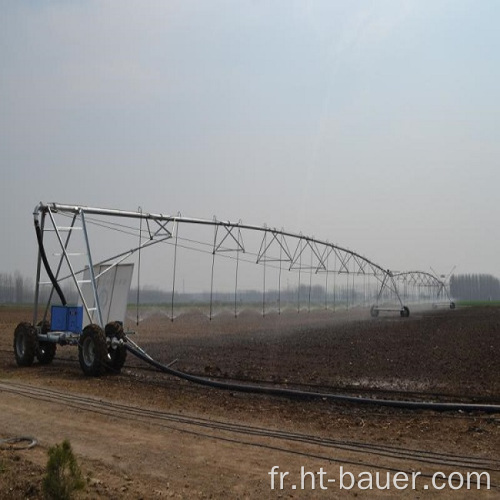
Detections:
51,306,83,334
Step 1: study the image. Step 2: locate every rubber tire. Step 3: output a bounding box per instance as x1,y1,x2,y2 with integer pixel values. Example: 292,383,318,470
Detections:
400,306,410,318
37,320,56,365
370,305,379,318
38,342,56,365
78,324,107,377
105,321,127,374
13,322,37,367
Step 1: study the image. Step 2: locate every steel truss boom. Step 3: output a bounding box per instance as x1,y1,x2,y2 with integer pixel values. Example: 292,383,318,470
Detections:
35,202,387,273
392,271,454,310
33,202,449,323
393,271,444,287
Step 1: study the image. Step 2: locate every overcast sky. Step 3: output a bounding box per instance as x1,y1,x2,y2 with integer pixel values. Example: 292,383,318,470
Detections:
1,0,499,284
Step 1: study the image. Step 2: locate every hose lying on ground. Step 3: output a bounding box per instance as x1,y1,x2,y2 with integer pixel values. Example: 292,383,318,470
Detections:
0,436,38,450
125,342,500,414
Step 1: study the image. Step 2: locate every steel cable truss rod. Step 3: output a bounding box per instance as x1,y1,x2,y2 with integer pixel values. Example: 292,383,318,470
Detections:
392,271,453,308
37,228,171,291
393,271,446,289
35,202,448,314
36,202,389,275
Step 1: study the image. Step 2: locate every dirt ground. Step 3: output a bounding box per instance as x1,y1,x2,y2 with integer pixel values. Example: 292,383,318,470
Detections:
0,304,499,498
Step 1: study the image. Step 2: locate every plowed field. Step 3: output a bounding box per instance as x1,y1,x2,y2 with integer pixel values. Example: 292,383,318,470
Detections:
1,305,499,498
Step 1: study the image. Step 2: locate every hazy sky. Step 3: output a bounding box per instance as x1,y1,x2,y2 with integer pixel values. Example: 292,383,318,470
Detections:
1,0,499,283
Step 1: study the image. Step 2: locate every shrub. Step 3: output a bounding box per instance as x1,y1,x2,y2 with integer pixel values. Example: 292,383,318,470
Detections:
42,440,84,500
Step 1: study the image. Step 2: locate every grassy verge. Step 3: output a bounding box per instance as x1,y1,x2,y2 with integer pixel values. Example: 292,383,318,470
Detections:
456,300,500,307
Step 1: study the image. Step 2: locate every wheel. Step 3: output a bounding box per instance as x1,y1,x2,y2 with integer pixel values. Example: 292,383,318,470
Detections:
400,306,410,318
38,342,56,365
370,305,379,318
13,322,37,367
105,321,127,373
78,324,107,376
37,320,56,365
450,302,456,310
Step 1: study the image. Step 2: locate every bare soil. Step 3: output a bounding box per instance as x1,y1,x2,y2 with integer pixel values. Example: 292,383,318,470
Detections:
0,304,499,498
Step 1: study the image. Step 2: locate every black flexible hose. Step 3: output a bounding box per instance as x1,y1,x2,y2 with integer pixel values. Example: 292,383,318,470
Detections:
34,218,67,306
125,344,500,414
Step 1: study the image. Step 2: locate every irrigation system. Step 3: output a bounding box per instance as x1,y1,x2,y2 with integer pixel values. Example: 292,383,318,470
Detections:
11,202,480,413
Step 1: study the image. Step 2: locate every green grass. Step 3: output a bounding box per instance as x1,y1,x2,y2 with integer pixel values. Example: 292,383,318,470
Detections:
456,300,500,307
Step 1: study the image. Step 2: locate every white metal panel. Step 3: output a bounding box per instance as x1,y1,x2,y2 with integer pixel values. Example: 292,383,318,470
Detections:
80,263,134,326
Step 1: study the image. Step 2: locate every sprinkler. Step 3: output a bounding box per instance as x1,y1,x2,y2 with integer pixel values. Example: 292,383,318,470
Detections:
14,202,451,376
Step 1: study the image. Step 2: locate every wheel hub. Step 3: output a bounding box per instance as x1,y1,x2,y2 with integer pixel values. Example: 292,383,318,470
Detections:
16,333,26,357
82,337,95,366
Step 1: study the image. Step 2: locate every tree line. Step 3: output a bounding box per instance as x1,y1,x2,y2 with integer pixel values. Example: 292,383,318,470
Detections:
2,271,500,304
0,271,33,304
0,272,77,305
449,273,500,301
0,272,364,306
